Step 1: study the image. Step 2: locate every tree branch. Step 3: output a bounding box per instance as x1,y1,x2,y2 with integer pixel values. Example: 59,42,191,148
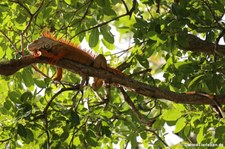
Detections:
0,56,225,105
179,34,225,55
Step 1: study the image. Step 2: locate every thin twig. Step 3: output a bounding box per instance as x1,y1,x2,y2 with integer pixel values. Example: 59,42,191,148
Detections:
10,0,32,16
121,0,129,13
31,65,50,78
0,138,11,143
0,30,19,52
146,128,169,147
78,0,93,23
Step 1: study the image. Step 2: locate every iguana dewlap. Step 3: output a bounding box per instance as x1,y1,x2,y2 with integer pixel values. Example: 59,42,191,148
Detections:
27,32,119,90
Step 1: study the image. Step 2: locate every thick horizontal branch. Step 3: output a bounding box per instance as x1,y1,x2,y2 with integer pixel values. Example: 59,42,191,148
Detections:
179,34,225,55
0,56,225,105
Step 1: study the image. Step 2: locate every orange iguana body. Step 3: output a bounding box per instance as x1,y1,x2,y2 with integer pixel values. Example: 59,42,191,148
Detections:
27,32,121,90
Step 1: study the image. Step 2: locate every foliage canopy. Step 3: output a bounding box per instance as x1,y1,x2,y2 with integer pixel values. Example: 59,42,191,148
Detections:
0,0,225,148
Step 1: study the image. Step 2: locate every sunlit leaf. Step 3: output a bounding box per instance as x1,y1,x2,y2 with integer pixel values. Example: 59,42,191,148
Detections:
100,26,114,44
89,29,99,48
0,46,5,58
161,109,182,121
174,117,186,133
64,0,71,4
197,126,204,143
22,69,34,87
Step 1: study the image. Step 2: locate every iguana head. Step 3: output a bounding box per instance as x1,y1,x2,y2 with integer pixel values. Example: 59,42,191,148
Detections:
27,36,59,57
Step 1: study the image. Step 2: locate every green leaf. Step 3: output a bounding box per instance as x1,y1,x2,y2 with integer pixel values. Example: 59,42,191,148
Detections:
197,126,204,143
161,109,182,121
4,99,13,110
100,110,113,118
61,131,69,141
0,46,5,58
174,117,186,133
20,91,32,102
188,74,204,88
17,124,27,139
100,26,114,44
95,0,110,7
136,55,149,68
6,47,13,59
102,38,115,50
101,126,111,137
103,8,117,16
140,132,147,140
22,69,34,87
215,126,225,138
177,34,189,48
34,79,47,88
86,130,98,147
152,118,165,129
70,110,80,126
8,91,21,104
73,137,81,146
64,0,71,4
17,124,34,143
26,128,34,143
86,137,98,147
89,29,99,48
174,61,195,74
19,103,32,113
171,3,178,16
129,133,137,149
219,0,225,5
184,124,191,137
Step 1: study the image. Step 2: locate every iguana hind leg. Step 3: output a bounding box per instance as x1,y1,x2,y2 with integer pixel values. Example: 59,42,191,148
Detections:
93,54,107,69
92,54,107,90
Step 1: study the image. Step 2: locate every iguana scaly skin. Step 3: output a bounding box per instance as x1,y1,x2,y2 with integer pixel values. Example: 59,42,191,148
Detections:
27,32,121,90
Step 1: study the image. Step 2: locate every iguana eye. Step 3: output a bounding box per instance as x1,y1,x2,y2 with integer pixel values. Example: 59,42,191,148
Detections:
43,44,51,50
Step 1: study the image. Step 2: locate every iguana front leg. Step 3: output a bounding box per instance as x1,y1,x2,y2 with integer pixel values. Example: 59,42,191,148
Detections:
36,49,64,81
